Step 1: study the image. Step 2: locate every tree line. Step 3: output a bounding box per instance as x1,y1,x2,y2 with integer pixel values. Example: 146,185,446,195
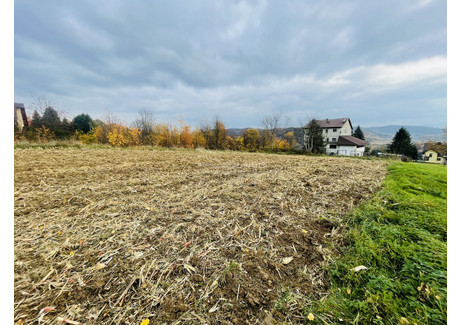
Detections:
15,106,298,152
16,103,443,159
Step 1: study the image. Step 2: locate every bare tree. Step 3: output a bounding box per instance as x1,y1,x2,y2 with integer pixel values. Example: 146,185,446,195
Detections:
102,109,117,126
132,108,156,144
297,113,320,129
261,112,284,148
133,109,156,134
261,112,283,135
30,96,54,115
30,95,67,119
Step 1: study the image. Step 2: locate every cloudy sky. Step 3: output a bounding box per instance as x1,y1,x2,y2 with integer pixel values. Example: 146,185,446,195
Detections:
14,0,447,128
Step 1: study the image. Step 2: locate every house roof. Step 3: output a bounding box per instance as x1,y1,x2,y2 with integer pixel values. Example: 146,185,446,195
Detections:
337,135,368,147
423,149,444,156
304,118,351,129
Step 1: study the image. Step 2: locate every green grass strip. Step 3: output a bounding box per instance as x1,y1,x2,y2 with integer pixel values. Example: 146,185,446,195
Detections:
310,162,447,324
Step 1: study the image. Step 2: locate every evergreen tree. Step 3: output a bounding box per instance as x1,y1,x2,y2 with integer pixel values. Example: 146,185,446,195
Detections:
388,127,418,159
31,110,42,129
72,114,94,133
41,107,61,131
58,118,75,139
353,125,365,140
305,119,325,153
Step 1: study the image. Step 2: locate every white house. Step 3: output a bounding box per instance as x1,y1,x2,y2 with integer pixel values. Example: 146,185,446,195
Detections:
303,118,368,156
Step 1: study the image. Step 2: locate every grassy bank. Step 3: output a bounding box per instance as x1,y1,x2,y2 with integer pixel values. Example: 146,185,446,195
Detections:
311,162,447,324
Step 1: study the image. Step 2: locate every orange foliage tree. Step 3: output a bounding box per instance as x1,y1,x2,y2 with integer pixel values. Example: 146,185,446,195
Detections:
191,129,206,148
107,124,141,147
179,119,193,148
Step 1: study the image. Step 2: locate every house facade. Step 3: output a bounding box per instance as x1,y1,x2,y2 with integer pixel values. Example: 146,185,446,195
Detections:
423,149,446,164
14,102,28,132
303,118,368,156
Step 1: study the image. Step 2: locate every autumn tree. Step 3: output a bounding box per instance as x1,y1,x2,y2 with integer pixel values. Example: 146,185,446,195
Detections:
133,109,156,144
213,119,227,150
261,112,283,148
284,131,296,148
191,129,206,148
179,119,193,148
243,129,260,151
92,111,118,144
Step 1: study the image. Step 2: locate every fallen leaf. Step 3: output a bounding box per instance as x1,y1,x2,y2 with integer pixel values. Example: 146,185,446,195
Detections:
307,313,314,321
347,288,351,294
350,265,368,272
140,319,150,325
282,256,294,265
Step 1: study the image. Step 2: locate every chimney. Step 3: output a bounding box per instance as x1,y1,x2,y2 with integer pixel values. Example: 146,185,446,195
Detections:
326,118,329,123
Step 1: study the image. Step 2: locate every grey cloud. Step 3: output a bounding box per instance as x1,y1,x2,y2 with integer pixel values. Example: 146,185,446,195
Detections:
14,0,446,128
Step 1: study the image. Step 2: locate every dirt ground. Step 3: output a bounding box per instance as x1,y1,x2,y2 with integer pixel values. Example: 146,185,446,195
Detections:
14,148,387,324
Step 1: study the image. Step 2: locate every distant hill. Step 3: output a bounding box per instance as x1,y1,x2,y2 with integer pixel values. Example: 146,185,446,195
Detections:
227,125,445,147
362,126,445,145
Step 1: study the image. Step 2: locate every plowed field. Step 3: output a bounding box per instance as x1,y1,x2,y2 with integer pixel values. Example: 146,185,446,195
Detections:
14,148,387,324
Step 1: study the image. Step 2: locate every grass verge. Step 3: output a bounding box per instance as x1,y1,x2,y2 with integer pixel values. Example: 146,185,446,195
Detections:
310,162,447,324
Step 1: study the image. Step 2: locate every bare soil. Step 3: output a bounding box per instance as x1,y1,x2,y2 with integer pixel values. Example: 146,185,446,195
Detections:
14,148,387,324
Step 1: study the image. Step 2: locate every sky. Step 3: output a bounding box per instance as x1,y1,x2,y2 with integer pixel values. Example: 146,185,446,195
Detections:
14,0,447,128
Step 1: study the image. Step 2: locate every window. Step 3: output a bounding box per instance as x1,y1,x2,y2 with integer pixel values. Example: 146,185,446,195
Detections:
326,138,329,142
333,128,337,132
429,153,433,158
325,129,328,133
332,138,336,141
437,158,441,161
329,144,337,149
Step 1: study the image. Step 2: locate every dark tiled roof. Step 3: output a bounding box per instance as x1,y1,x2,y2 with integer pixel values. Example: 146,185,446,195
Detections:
337,135,368,147
305,118,351,129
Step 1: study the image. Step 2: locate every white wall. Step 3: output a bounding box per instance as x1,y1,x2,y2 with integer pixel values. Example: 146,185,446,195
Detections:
336,145,365,156
340,120,353,136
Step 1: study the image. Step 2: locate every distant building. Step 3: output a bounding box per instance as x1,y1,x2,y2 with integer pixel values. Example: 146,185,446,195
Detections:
14,102,28,132
303,117,368,156
422,149,446,164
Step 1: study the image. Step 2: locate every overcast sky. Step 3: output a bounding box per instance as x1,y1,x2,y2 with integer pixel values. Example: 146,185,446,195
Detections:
14,0,447,128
